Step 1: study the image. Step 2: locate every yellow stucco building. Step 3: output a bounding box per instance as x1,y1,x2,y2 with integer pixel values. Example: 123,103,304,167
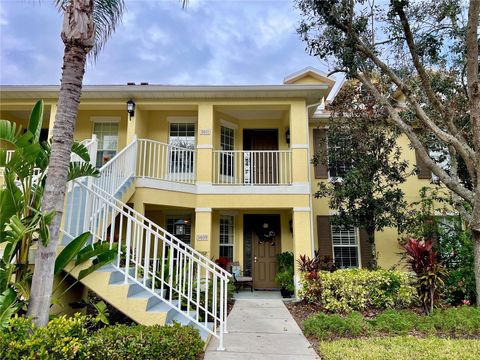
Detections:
0,67,432,290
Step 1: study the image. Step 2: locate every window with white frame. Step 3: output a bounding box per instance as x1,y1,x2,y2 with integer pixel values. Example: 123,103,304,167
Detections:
331,225,359,268
169,122,195,173
220,126,234,177
219,215,234,261
93,122,119,167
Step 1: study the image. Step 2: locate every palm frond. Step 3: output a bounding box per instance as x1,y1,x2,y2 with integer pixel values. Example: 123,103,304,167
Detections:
91,0,126,58
67,162,100,182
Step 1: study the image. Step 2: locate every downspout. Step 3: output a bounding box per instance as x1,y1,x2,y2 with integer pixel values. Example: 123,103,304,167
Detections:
305,100,323,258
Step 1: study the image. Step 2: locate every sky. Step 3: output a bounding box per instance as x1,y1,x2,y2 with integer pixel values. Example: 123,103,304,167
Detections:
0,0,330,86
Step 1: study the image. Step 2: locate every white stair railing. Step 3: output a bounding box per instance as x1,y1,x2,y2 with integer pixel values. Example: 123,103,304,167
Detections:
62,179,230,350
93,139,137,195
137,139,195,184
62,137,230,350
212,150,292,185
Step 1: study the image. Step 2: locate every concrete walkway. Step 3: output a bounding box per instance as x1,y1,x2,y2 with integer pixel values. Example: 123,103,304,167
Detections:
204,294,319,359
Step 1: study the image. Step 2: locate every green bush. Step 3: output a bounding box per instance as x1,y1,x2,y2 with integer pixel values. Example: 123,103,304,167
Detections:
0,315,204,360
319,336,480,360
0,314,93,360
299,269,416,312
85,322,204,360
303,306,480,340
304,312,368,339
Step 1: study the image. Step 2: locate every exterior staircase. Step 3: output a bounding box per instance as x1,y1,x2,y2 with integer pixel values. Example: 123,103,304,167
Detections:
60,137,230,350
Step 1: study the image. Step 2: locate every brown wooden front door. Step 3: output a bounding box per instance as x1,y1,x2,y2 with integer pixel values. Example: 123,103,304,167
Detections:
243,130,278,185
245,214,281,289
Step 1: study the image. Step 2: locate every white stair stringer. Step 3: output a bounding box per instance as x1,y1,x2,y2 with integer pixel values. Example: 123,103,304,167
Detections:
60,139,231,350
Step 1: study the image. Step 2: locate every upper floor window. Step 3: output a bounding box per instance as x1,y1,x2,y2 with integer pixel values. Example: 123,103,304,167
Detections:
220,126,235,177
331,225,359,268
169,123,195,174
219,215,234,262
93,122,119,167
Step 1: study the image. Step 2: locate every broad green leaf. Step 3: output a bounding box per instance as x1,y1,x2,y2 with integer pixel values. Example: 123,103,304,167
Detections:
0,288,21,329
71,142,90,162
27,100,44,143
54,232,91,276
75,242,114,265
78,250,116,280
0,120,20,148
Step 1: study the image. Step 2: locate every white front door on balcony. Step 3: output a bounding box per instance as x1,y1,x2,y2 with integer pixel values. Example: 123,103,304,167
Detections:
243,129,278,185
168,122,195,181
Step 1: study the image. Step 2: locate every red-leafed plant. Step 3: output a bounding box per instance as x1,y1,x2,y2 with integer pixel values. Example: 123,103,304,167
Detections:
403,238,446,314
297,252,337,273
215,257,230,270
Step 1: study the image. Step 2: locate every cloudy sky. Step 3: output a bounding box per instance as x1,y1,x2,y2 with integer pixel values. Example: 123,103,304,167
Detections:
0,0,329,85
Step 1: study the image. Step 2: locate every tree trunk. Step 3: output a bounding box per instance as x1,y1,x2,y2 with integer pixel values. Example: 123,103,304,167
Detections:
472,190,480,306
367,230,377,269
26,44,88,326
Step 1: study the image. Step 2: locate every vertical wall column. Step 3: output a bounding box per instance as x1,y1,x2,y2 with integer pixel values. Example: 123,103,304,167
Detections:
126,106,145,145
194,208,213,257
292,207,314,293
47,103,57,140
196,103,214,185
289,101,309,184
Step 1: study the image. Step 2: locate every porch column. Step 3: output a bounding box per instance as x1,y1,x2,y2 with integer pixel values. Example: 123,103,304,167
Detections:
47,103,57,140
194,208,213,257
133,199,145,216
196,103,214,185
292,207,314,294
289,101,309,184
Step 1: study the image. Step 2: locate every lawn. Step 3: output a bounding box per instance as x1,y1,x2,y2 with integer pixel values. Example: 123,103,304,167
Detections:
319,336,480,360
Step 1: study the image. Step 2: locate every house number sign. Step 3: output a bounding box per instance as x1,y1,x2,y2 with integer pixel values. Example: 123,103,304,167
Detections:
196,234,209,241
200,129,211,135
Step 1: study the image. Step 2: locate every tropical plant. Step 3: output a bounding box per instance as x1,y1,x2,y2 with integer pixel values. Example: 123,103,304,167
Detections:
295,0,480,305
403,238,446,313
275,252,295,296
297,252,337,273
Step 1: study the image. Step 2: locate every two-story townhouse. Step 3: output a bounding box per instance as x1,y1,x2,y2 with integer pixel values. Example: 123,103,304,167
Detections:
0,67,432,290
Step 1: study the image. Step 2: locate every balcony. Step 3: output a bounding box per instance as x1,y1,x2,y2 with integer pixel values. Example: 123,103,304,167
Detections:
212,150,292,185
135,139,294,191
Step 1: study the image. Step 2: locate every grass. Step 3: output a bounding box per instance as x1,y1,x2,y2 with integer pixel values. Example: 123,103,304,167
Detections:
303,306,480,340
319,336,480,360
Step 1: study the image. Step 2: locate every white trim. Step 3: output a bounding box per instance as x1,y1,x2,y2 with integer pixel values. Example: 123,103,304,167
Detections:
136,178,310,195
90,116,120,123
293,207,311,212
220,119,238,130
195,208,212,213
197,144,213,149
330,225,361,268
167,116,197,123
290,144,309,149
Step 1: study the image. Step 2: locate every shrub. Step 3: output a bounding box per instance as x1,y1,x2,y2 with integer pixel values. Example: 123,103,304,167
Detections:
302,306,480,341
403,238,446,313
0,314,94,360
85,322,204,360
304,312,369,339
299,268,416,312
297,252,337,273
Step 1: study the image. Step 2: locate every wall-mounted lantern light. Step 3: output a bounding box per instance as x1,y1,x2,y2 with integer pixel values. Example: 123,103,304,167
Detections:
127,99,135,119
285,129,290,145
174,219,188,236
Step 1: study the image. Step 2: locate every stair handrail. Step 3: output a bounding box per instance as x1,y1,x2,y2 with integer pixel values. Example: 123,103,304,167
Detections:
90,181,231,279
63,178,230,350
93,138,137,196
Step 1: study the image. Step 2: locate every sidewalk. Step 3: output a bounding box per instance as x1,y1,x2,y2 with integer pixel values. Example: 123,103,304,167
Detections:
204,295,319,359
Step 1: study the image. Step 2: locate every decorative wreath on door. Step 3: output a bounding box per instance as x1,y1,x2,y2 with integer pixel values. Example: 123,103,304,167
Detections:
256,222,277,246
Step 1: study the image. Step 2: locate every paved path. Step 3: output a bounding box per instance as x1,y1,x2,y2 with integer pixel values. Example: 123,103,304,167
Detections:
204,297,319,359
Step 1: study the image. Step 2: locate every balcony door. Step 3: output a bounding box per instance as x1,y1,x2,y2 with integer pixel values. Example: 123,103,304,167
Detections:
168,122,195,181
243,129,278,185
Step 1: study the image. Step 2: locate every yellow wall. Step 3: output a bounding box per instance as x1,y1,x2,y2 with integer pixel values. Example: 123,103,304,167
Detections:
75,110,128,148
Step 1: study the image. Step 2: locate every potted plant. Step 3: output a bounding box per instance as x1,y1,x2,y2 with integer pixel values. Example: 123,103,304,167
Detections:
276,252,295,298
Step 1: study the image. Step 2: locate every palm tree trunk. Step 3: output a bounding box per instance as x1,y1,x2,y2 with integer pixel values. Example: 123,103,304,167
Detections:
27,43,88,327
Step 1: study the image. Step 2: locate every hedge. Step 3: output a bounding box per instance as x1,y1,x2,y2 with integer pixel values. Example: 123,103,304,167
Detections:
299,269,416,312
0,314,204,360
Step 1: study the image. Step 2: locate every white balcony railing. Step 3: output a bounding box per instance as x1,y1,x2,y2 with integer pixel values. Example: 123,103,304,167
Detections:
137,139,195,184
212,150,292,185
